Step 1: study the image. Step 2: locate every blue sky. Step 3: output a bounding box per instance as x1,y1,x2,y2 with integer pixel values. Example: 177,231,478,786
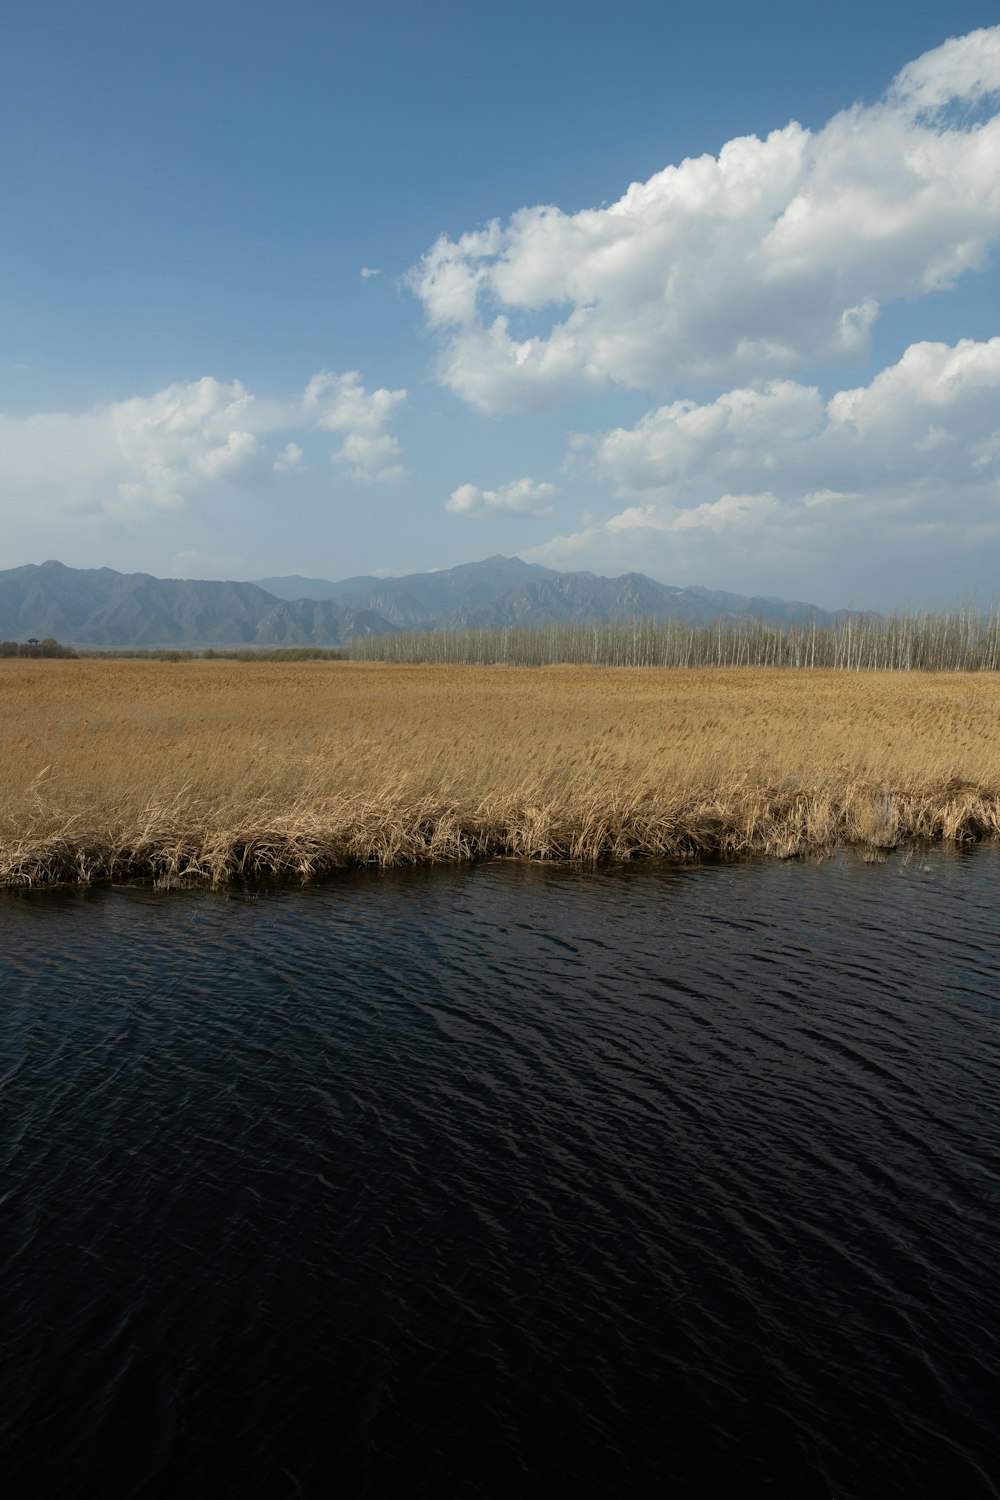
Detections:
2,0,999,606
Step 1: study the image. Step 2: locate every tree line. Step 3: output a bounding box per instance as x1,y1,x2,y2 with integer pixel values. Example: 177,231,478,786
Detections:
9,610,1000,670
0,638,78,658
349,609,1000,672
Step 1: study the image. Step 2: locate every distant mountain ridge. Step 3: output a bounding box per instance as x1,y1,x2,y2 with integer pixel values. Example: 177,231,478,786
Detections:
254,556,837,632
255,554,557,616
0,560,391,648
0,557,841,648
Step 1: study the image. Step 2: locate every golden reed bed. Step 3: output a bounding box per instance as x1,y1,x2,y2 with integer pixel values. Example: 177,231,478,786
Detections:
2,658,999,887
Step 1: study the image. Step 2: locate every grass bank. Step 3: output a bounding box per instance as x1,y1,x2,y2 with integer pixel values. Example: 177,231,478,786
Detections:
2,659,999,887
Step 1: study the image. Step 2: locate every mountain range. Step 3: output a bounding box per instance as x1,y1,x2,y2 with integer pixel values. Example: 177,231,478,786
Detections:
0,557,841,648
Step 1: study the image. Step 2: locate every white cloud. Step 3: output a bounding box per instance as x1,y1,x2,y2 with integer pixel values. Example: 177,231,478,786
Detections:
889,25,1000,114
408,28,1000,413
304,369,406,435
579,380,825,495
274,442,304,473
604,493,784,536
303,369,409,481
444,476,558,516
192,429,274,486
583,337,1000,505
334,430,408,484
360,266,382,278
0,368,408,524
522,336,1000,601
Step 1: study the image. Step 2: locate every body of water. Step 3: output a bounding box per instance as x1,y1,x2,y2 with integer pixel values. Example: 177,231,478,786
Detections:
2,850,999,1497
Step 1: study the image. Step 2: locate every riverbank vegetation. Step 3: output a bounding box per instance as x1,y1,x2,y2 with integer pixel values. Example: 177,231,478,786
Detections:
2,658,1000,887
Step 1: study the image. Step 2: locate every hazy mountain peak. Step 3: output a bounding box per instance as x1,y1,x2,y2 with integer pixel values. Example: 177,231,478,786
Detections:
0,556,840,647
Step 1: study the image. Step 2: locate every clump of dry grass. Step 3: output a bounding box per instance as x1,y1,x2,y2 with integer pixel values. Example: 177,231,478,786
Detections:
3,659,1000,887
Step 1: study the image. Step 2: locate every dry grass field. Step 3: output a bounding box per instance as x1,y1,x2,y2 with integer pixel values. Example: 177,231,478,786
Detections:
2,657,1000,886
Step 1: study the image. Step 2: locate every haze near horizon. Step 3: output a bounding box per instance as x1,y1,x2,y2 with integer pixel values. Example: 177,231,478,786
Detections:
2,1,999,611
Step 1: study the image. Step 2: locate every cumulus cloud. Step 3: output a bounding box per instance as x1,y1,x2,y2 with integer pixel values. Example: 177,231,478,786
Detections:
522,336,1000,599
582,337,1000,504
191,429,274,486
889,25,1000,113
0,369,408,522
304,370,409,482
408,28,1000,412
360,266,382,278
444,476,558,516
334,431,408,485
604,493,785,536
304,369,406,434
274,442,304,473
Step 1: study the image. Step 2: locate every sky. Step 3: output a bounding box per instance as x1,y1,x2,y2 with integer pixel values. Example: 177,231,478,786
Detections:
2,0,999,609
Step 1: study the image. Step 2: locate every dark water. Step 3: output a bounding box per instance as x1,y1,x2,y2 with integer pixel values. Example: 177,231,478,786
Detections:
2,849,999,1498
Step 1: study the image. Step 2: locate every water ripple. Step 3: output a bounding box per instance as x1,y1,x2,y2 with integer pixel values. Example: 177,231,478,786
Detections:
1,848,999,1497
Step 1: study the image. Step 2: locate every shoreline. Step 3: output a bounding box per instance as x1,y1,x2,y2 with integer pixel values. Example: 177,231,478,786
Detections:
3,778,997,889
4,658,1000,888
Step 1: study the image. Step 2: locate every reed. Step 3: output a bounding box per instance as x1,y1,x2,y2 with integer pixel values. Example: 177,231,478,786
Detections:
3,659,999,887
